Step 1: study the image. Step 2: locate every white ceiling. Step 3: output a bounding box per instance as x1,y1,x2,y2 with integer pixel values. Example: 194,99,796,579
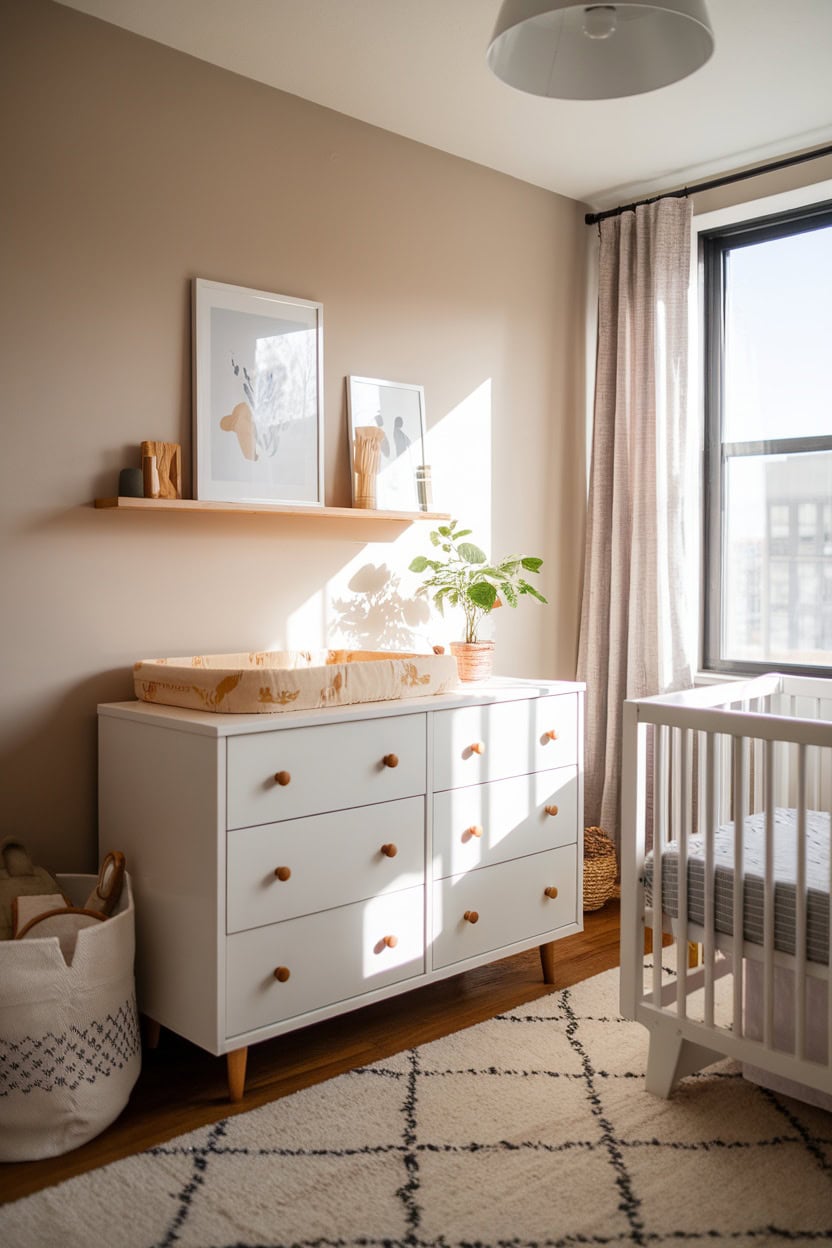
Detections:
57,0,832,209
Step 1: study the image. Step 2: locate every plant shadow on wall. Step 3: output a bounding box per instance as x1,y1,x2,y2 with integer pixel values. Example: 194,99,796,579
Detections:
409,520,547,681
329,564,431,650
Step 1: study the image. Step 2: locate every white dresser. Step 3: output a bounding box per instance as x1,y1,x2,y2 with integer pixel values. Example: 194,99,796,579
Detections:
98,677,584,1098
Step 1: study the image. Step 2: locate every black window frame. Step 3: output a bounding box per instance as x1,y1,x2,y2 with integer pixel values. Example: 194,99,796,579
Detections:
701,201,832,678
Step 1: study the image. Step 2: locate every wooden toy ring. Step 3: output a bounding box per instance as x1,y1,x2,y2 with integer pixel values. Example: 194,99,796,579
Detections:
96,851,126,907
15,907,107,940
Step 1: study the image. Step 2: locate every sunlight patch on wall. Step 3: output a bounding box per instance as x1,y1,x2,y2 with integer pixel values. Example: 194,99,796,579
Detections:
284,381,494,656
285,587,326,650
427,379,492,551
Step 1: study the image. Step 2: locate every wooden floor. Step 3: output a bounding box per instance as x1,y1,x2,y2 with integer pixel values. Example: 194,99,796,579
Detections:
0,902,621,1205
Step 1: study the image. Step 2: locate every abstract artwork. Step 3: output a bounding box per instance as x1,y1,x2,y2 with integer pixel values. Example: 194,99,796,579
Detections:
192,279,324,505
347,376,427,512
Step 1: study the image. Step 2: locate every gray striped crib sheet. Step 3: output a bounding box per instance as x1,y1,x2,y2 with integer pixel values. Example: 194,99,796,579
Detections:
644,807,830,965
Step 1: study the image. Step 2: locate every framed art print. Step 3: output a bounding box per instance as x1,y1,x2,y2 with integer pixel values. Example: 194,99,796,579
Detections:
193,279,324,506
346,375,426,512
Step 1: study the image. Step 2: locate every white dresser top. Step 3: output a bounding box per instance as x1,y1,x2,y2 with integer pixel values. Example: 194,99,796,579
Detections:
98,676,585,738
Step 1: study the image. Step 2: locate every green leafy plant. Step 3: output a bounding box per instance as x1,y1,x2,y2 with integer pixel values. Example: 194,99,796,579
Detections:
409,520,547,644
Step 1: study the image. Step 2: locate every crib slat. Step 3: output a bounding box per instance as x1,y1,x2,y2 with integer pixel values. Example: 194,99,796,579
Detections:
696,731,704,839
828,746,832,1069
677,728,690,1020
812,701,820,811
745,699,760,815
733,735,745,1038
621,704,648,1020
822,704,832,814
652,724,664,1011
763,740,775,1049
704,731,716,1029
720,733,731,825
795,746,808,1062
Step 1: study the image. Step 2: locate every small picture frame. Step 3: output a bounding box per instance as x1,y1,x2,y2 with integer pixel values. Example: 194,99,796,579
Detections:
346,376,427,512
192,278,324,506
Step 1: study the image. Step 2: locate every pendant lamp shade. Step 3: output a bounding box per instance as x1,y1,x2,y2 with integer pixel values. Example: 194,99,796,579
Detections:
487,0,714,100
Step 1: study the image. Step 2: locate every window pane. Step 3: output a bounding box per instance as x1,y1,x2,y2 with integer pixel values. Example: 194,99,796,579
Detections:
769,503,790,554
704,207,832,676
723,225,832,444
722,450,832,666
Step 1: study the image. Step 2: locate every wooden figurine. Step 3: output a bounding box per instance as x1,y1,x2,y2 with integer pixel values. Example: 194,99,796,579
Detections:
140,441,182,499
352,426,385,509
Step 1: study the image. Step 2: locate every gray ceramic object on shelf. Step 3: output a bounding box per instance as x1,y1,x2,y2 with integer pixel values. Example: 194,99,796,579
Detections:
118,467,144,498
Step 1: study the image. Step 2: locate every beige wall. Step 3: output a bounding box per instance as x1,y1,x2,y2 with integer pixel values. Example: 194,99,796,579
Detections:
690,149,832,216
0,0,588,871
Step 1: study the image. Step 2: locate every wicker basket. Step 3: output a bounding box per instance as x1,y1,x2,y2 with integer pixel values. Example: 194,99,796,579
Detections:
583,826,619,912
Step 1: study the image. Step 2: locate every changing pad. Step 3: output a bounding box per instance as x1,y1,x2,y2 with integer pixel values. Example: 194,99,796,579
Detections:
133,649,459,714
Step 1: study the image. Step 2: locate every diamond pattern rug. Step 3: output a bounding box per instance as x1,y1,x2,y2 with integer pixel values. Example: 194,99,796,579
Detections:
2,963,831,1247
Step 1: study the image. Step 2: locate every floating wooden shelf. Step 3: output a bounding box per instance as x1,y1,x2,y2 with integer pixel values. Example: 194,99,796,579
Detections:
94,497,450,523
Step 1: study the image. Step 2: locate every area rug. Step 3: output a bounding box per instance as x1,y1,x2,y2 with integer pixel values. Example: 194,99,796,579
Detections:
2,963,831,1247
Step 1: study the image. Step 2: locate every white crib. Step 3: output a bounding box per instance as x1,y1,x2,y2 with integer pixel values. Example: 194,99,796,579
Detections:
621,673,832,1105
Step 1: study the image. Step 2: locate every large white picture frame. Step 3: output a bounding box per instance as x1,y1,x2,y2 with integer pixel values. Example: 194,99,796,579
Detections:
193,279,324,506
346,376,427,512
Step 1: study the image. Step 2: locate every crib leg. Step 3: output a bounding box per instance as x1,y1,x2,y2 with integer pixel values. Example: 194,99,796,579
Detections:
645,1030,724,1098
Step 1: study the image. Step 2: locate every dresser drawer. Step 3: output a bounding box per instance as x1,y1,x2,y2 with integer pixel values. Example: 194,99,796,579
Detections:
226,885,425,1037
227,796,424,933
227,714,427,829
432,767,577,881
432,694,578,791
431,845,577,971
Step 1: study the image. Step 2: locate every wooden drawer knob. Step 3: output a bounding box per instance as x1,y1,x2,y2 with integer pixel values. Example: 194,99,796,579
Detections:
545,729,558,741
382,753,399,768
544,886,559,900
274,770,292,786
466,824,483,839
274,866,292,882
544,804,559,817
470,741,486,755
381,843,398,858
273,966,291,982
383,934,398,948
463,910,479,924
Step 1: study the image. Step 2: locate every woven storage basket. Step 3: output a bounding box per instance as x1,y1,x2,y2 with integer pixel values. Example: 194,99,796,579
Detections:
583,826,619,912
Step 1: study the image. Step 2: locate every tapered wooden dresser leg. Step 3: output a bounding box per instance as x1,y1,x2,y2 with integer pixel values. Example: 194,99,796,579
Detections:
227,1046,248,1102
539,940,556,985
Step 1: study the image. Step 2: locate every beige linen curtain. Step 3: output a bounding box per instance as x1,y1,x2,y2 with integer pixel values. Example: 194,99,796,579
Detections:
577,197,695,854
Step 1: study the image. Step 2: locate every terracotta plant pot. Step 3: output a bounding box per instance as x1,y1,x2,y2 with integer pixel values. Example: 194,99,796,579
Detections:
450,640,495,682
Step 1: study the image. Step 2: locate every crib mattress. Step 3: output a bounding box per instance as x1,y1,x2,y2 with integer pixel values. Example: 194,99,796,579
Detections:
644,807,831,965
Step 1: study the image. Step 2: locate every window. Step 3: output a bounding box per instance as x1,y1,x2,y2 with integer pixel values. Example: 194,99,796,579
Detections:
702,203,832,675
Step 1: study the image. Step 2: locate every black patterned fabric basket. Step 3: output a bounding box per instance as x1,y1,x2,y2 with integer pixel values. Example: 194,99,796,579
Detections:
0,873,141,1161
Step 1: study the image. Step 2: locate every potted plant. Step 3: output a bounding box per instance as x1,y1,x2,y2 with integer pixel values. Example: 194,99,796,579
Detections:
408,520,547,681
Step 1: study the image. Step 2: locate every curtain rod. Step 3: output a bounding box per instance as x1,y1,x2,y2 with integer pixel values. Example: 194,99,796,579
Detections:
584,143,832,226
